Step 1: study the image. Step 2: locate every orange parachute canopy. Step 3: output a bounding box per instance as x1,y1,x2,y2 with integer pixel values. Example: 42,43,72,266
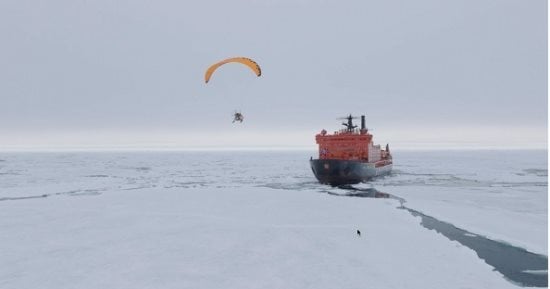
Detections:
204,57,261,83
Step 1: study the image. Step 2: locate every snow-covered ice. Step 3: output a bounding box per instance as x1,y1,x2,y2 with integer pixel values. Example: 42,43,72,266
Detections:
0,150,546,288
368,150,547,256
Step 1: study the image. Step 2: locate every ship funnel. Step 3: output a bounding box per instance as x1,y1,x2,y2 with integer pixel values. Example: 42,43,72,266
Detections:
361,115,366,130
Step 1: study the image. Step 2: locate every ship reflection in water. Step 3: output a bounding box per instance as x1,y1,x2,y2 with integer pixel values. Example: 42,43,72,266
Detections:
310,114,392,186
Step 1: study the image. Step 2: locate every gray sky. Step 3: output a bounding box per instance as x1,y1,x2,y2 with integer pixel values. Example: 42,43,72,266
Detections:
0,0,547,150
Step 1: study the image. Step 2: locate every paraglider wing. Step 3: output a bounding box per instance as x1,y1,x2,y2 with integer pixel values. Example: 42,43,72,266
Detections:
204,57,261,83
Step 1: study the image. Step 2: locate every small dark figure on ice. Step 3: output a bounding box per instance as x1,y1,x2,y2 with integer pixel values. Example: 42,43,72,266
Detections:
357,230,361,237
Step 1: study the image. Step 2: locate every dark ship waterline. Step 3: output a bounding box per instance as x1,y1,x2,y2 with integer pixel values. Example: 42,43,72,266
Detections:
310,114,393,186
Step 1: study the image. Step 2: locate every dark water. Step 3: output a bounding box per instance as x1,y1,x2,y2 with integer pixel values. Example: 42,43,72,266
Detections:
335,186,548,288
405,207,548,287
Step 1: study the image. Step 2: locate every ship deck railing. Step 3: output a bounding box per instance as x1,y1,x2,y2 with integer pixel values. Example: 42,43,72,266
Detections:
333,128,364,135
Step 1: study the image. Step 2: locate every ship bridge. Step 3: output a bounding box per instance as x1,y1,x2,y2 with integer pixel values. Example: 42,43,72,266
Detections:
315,115,389,162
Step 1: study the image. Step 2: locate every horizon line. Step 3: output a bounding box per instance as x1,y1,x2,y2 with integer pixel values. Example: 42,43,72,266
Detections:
0,144,546,153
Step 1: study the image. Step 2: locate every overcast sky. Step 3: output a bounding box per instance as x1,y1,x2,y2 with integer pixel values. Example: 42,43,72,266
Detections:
0,0,547,150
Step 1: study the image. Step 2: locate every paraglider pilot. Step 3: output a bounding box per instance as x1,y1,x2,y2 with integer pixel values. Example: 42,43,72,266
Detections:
233,112,244,123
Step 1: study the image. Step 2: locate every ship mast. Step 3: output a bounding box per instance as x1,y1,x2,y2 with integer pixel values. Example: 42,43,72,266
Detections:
341,114,358,133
